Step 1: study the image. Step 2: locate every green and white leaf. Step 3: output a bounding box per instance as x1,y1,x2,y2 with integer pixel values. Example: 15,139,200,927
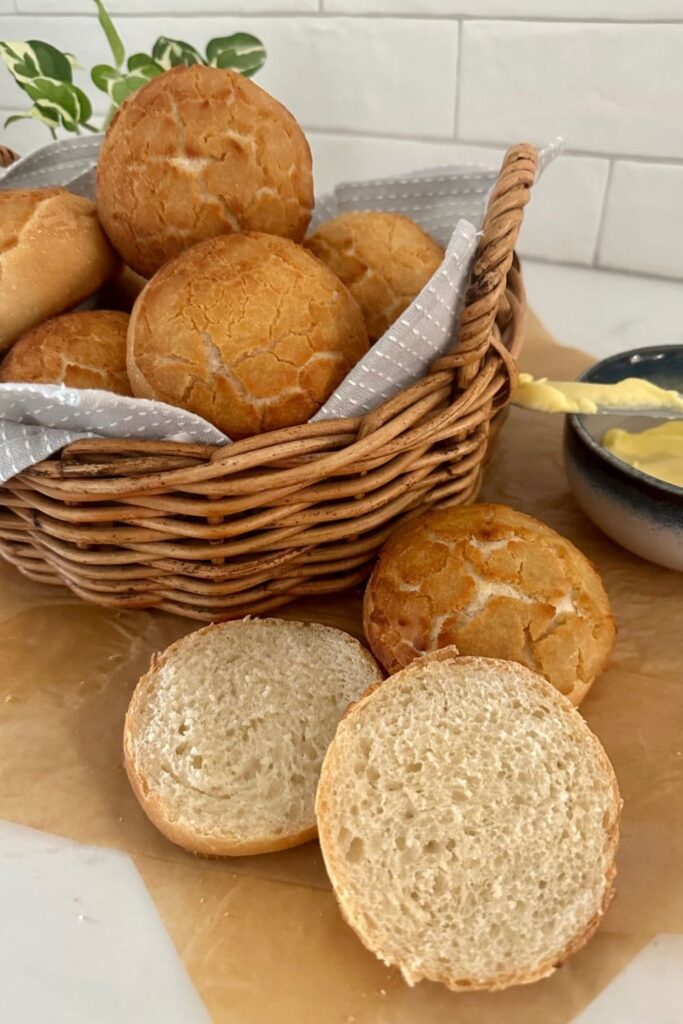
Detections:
206,33,266,77
27,40,73,81
4,105,59,130
152,36,204,70
92,59,163,107
92,0,125,68
22,77,93,131
0,39,73,88
0,9,267,140
127,52,163,75
91,63,120,94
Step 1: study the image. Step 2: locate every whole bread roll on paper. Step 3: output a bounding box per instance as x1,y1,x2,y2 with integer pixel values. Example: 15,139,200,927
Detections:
97,65,314,277
0,310,131,395
363,503,616,705
0,188,119,352
127,232,369,437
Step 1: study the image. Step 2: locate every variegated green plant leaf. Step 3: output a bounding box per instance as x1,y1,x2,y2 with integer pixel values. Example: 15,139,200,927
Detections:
205,33,266,78
92,58,162,107
4,105,60,132
0,39,73,88
92,0,125,68
91,63,120,94
152,36,204,70
127,53,163,75
0,2,267,139
22,76,93,132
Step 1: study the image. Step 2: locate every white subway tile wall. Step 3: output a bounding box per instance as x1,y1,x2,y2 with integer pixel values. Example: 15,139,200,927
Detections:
324,2,683,17
16,1,319,10
599,162,683,279
1,3,682,282
459,22,683,160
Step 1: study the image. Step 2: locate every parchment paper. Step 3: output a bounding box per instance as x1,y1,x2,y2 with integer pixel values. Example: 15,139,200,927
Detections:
0,311,681,1023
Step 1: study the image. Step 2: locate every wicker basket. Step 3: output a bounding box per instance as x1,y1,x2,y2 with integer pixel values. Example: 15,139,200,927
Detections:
0,143,538,620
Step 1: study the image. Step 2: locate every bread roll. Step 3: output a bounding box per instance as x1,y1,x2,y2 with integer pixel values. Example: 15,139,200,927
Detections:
97,65,314,277
0,187,119,352
128,232,369,437
305,211,444,342
0,310,131,395
363,503,615,704
124,618,383,856
316,650,621,990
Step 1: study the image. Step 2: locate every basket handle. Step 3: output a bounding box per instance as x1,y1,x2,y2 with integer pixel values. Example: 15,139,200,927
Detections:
456,143,538,389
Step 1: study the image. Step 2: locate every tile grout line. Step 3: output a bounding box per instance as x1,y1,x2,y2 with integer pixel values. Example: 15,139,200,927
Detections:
452,17,463,140
302,127,683,168
5,10,683,21
591,158,615,268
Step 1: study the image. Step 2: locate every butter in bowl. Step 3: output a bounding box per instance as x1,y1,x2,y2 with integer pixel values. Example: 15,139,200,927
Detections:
557,346,683,570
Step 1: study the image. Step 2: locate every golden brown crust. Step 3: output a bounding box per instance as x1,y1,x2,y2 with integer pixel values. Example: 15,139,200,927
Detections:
124,618,383,857
97,65,314,277
316,652,622,991
305,211,443,342
127,231,369,437
0,188,119,351
0,310,132,395
363,503,616,704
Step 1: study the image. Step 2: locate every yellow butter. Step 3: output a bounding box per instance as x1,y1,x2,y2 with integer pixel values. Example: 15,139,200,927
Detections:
513,373,683,415
602,422,683,488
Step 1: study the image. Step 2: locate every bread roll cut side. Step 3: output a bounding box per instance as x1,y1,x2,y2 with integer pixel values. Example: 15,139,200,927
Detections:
316,650,621,991
124,618,383,856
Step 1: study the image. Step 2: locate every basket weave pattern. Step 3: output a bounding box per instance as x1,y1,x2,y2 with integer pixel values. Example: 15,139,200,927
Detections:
0,144,538,620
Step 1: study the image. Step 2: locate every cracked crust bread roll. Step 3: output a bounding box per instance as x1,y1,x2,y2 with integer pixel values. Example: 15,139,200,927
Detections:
0,310,131,395
304,211,444,342
127,231,369,437
97,65,314,277
124,618,383,856
363,503,615,705
0,187,119,352
316,650,621,991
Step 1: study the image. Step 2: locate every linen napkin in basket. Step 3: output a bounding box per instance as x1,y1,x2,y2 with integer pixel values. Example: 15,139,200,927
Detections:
0,137,560,484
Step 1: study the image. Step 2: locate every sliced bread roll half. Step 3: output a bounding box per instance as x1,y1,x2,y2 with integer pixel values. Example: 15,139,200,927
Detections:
316,650,621,991
124,618,382,856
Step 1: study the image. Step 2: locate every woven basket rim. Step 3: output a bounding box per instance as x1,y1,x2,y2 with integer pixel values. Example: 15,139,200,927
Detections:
0,141,539,620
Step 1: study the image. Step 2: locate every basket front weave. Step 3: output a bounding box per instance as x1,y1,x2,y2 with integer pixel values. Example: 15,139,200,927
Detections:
0,143,538,620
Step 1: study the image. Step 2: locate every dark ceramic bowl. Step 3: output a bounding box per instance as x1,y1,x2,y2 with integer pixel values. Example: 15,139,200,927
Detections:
563,346,683,570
